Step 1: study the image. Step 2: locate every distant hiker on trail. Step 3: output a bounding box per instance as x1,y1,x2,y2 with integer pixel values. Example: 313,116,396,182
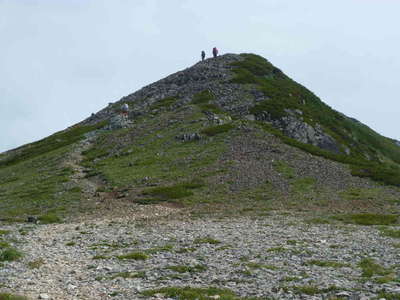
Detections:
212,47,218,58
201,50,206,61
121,103,129,117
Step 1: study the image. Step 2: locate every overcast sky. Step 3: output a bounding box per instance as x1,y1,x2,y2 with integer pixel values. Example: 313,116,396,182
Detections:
1,0,399,152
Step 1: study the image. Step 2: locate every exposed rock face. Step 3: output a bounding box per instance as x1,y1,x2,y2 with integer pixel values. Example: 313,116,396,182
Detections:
105,115,132,130
256,110,341,154
176,133,202,142
81,54,342,154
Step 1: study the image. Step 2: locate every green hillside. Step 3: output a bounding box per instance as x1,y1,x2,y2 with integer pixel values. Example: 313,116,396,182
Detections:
0,53,399,222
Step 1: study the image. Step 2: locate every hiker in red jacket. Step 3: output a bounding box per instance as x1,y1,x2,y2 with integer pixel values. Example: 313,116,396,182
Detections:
212,47,218,58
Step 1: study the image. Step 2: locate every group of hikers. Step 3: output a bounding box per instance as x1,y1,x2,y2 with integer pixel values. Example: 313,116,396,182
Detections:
201,47,218,61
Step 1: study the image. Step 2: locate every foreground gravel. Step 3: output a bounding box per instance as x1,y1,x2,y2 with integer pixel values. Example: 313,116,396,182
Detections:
1,210,399,300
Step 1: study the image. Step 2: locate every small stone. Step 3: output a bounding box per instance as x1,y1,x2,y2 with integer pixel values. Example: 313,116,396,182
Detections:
336,291,351,297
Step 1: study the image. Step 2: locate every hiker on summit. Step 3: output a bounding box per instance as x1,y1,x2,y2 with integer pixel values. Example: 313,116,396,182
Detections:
212,47,218,58
121,103,129,117
201,50,206,61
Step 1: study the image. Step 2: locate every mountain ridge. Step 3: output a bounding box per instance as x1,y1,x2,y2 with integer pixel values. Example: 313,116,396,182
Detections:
0,53,399,222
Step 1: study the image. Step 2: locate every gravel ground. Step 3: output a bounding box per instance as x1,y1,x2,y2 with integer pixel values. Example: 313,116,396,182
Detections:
1,209,400,300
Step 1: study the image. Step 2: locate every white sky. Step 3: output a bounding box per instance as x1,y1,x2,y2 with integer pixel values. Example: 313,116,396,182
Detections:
1,0,399,152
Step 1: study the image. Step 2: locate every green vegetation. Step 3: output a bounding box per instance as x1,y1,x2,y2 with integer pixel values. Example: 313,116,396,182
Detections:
273,160,295,179
0,248,22,262
333,213,398,226
141,180,204,204
81,110,230,205
65,241,76,246
374,292,400,300
246,262,278,270
142,286,261,300
291,285,339,295
149,97,178,110
339,187,382,201
200,124,235,137
192,90,224,113
166,264,207,273
92,255,108,260
0,294,29,300
306,260,350,268
145,244,174,254
0,122,106,168
198,103,224,114
109,271,146,280
192,90,214,104
380,227,400,238
231,54,400,186
0,241,10,249
0,124,98,219
116,251,149,260
194,237,221,245
27,258,45,269
38,213,62,224
266,246,286,253
176,247,197,253
358,258,393,278
0,230,10,235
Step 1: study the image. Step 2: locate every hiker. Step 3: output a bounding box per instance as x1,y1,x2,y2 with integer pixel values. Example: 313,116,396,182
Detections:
201,50,206,61
121,103,129,117
212,47,218,58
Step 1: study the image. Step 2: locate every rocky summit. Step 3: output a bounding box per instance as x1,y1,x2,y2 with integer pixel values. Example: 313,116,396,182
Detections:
0,53,399,300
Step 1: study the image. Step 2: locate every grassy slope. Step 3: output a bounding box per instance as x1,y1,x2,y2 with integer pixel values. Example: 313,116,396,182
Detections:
1,55,399,221
0,123,105,220
231,53,400,186
81,104,233,205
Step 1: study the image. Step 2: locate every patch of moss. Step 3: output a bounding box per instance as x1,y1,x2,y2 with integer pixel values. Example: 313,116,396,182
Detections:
379,227,400,238
273,160,295,179
200,124,235,137
27,258,45,269
109,271,146,280
306,260,350,268
198,103,224,114
38,213,62,224
291,285,339,295
192,90,214,104
194,237,221,245
141,180,204,203
0,294,29,300
0,248,22,262
116,252,149,260
333,213,398,226
358,258,393,278
149,97,178,110
166,264,207,273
